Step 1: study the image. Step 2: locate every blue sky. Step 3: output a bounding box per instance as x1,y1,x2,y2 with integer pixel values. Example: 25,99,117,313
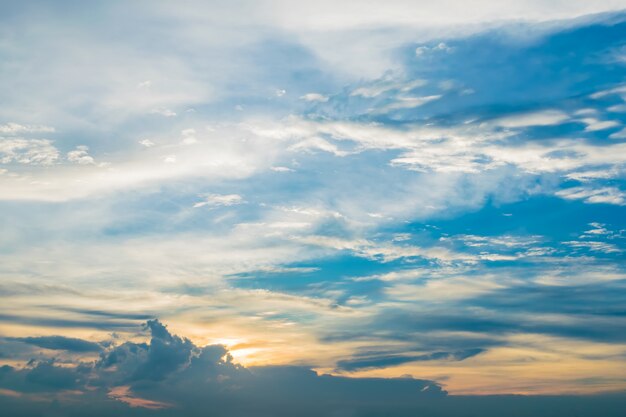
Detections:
2,1,626,415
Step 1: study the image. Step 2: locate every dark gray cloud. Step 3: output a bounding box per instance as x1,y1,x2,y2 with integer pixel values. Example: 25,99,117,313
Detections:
97,319,195,382
0,313,141,331
0,360,91,393
48,306,156,321
8,336,102,352
336,348,485,371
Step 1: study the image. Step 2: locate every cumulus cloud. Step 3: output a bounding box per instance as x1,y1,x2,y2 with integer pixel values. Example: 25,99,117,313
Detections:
415,42,453,56
0,138,59,165
67,145,95,165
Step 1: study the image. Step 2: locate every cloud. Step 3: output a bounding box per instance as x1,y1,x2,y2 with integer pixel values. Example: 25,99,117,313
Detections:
0,123,54,135
138,139,155,147
300,93,329,102
489,110,570,128
270,166,294,172
563,240,622,254
376,95,442,112
7,336,102,353
336,348,484,371
99,319,195,382
193,194,245,208
415,42,453,56
150,108,177,117
350,78,427,98
108,385,172,409
0,313,140,331
581,118,621,132
0,138,59,165
609,127,626,138
67,146,95,165
0,122,288,201
556,186,626,205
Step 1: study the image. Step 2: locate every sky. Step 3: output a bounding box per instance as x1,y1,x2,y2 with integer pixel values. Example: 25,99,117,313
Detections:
2,1,626,415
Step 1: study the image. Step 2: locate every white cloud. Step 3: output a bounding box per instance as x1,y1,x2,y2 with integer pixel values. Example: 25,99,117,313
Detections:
565,169,617,182
0,122,287,201
556,186,626,205
296,235,490,264
415,42,452,56
580,222,625,240
181,128,198,145
193,193,244,208
490,110,569,128
386,275,505,302
573,108,598,116
391,147,499,173
589,84,626,99
151,108,177,117
288,136,349,156
67,145,95,165
6,113,624,204
351,79,427,98
609,127,626,139
0,122,55,134
270,166,294,172
0,138,59,165
300,93,329,102
139,139,156,147
249,116,626,178
446,234,542,248
580,118,620,131
607,104,626,112
377,95,442,112
581,223,611,237
563,240,621,253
